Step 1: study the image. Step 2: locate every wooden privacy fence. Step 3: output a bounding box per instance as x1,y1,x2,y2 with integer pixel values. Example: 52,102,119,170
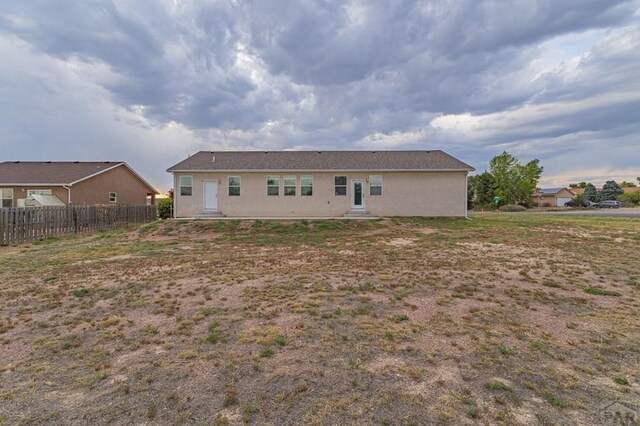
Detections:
0,205,158,245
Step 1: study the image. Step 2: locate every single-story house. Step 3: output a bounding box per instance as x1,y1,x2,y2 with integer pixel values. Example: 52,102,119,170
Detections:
0,161,159,208
532,187,576,207
167,150,474,218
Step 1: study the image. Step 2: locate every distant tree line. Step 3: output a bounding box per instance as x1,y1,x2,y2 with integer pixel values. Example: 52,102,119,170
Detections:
468,152,543,209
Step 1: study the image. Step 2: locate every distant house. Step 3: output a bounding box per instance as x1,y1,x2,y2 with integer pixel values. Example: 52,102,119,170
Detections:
166,150,474,218
0,161,158,208
532,187,575,207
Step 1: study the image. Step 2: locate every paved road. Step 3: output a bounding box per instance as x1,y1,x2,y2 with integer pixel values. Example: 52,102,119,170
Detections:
538,208,640,218
474,208,640,218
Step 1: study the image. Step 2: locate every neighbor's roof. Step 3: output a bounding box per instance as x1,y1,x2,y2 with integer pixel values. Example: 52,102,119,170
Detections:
167,150,475,172
0,161,158,193
536,187,574,195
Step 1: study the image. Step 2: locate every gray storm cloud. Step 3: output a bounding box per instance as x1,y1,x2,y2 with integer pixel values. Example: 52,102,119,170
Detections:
0,0,638,190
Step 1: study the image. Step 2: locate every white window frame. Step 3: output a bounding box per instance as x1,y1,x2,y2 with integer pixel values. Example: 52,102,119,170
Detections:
228,176,241,196
267,175,280,196
180,176,193,196
284,175,296,196
370,175,383,196
109,192,117,203
27,189,53,196
1,188,13,208
301,175,313,196
334,176,347,196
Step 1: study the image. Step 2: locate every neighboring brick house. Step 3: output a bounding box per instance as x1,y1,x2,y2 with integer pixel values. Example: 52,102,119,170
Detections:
0,161,158,208
167,150,474,218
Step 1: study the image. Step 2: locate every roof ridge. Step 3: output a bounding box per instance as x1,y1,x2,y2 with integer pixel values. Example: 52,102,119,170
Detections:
167,150,474,172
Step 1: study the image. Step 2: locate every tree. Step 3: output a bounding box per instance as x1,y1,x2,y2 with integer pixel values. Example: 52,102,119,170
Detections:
489,152,542,206
569,182,588,188
620,191,640,205
620,181,637,188
601,180,624,200
468,171,495,207
583,183,598,202
572,193,587,206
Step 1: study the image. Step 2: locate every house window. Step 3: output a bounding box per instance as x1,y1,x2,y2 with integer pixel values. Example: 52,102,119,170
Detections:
301,175,313,196
109,192,117,203
284,176,296,196
1,188,13,208
27,189,52,196
335,176,347,196
370,175,382,196
267,176,280,196
228,176,241,196
180,176,193,196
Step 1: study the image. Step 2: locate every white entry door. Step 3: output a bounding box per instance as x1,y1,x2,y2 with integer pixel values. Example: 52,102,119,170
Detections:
204,181,218,211
351,179,365,210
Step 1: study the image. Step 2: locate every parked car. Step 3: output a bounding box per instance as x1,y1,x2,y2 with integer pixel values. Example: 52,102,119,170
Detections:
564,199,596,207
596,200,622,208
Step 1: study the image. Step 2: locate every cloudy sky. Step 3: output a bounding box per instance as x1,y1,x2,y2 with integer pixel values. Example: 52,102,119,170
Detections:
1,1,639,192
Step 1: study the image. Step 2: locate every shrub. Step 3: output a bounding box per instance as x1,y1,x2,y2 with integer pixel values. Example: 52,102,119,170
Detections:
500,204,527,212
613,376,629,386
393,314,409,322
584,287,621,297
260,346,275,358
544,393,567,408
619,191,640,205
157,198,173,219
73,288,89,297
485,380,511,391
206,332,220,344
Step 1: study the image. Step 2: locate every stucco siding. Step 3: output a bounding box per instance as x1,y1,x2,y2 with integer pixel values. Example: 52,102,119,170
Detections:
71,165,151,205
174,171,467,217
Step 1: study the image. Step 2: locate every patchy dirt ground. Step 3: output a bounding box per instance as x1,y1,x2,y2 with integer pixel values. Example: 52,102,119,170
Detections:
0,215,639,425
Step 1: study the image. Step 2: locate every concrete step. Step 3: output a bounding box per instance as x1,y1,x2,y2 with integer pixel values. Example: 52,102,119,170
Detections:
193,211,226,218
343,210,375,218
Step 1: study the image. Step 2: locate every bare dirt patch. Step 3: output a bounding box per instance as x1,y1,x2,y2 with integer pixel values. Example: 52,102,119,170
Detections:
0,215,638,424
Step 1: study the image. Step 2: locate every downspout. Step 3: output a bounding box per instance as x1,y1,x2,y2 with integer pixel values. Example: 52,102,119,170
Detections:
465,172,469,219
62,185,71,205
172,172,177,218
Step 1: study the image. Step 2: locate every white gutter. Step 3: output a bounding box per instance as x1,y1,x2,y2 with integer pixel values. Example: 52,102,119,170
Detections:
0,183,67,186
62,185,71,205
173,172,177,218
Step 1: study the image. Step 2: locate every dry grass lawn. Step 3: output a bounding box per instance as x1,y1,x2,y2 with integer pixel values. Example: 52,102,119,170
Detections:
0,214,639,425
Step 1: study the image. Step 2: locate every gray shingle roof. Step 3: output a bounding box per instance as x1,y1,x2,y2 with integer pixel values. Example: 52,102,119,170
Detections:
167,150,474,172
537,187,569,195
